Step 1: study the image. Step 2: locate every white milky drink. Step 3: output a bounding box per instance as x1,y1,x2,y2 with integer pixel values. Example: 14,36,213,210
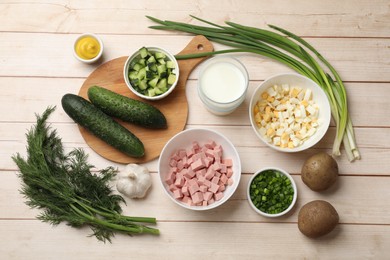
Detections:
198,57,248,115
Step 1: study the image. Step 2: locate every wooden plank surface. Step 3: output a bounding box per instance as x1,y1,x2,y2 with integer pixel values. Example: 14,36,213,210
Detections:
1,0,389,259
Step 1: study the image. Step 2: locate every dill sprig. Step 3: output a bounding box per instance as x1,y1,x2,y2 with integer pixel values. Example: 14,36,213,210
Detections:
12,107,159,243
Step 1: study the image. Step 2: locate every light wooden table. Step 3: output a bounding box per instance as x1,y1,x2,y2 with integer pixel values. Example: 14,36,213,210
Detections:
1,1,389,259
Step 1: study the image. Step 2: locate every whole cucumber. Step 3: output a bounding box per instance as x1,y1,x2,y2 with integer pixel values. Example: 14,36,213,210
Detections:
87,86,167,129
61,93,144,158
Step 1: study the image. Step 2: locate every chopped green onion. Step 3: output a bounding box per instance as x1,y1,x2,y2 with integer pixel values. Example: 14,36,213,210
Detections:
249,170,294,214
147,15,360,161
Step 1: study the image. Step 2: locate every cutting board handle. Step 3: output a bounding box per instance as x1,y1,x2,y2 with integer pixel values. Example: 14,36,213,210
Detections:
175,35,214,89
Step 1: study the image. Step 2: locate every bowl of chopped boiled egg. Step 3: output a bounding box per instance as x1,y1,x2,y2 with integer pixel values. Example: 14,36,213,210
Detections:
249,73,331,152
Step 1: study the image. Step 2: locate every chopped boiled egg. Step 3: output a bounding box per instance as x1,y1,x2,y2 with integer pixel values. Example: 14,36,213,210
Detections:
253,84,320,149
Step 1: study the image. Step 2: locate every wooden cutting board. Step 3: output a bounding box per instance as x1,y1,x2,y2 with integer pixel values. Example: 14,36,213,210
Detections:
78,35,214,164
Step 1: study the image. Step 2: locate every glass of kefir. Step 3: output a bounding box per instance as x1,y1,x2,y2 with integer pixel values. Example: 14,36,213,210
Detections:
198,56,249,115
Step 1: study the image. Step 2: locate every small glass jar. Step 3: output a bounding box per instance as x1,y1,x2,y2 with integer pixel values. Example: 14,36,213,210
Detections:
197,56,249,116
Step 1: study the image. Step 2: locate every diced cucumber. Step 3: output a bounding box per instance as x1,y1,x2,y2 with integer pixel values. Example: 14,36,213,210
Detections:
155,52,166,59
148,77,159,88
139,47,149,59
147,88,156,97
127,47,177,97
147,55,156,64
130,78,139,87
157,78,167,89
138,58,146,66
138,80,148,90
167,74,177,85
133,63,143,72
137,67,146,80
166,60,175,69
146,70,154,80
157,64,167,77
154,87,163,95
129,70,138,80
148,63,157,72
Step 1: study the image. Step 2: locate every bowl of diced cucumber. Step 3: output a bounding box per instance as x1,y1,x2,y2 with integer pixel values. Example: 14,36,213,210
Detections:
124,46,179,100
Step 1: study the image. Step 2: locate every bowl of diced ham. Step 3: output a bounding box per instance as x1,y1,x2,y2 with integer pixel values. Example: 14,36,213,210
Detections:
249,73,331,152
158,128,241,210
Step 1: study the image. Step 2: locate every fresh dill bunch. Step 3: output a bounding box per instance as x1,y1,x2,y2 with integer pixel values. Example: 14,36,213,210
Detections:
12,107,159,243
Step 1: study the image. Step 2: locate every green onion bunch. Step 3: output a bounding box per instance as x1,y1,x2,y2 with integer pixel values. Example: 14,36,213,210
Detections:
147,15,360,161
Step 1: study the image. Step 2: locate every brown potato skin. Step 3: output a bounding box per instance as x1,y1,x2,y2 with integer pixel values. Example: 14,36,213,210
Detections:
298,200,339,238
301,152,338,191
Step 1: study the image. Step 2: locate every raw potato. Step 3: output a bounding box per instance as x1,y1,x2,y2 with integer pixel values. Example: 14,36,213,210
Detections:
298,200,339,238
301,152,338,191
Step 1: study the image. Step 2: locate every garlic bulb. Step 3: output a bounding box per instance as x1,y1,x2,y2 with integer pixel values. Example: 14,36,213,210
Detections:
116,164,152,199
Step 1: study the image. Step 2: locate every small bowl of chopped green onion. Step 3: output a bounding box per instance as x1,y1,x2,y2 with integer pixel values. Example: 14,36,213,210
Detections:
123,46,179,100
247,167,297,217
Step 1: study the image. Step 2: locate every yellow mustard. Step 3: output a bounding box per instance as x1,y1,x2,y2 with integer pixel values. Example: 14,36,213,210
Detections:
75,36,101,60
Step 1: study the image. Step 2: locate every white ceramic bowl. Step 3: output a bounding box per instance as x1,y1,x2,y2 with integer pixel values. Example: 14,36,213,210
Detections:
73,33,103,64
158,128,241,211
249,73,331,152
123,47,179,101
247,167,297,218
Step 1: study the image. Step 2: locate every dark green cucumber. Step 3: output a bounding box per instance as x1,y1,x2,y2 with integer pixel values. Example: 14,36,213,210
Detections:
61,93,144,158
87,86,167,129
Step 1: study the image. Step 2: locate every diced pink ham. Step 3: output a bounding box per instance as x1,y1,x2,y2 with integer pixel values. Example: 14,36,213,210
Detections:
226,168,233,178
182,196,193,206
186,148,194,158
209,182,219,193
165,139,234,207
174,176,185,188
220,174,228,185
222,158,233,167
169,159,177,167
165,170,176,185
205,140,217,149
214,192,224,201
220,163,227,174
172,152,181,161
169,184,177,191
212,162,221,171
191,158,205,171
203,179,212,188
178,149,187,159
182,186,190,197
183,168,195,179
205,167,215,180
177,160,184,171
188,182,200,195
192,192,204,204
211,176,220,184
204,157,213,168
182,157,189,168
203,192,213,201
192,141,200,151
199,185,208,193
173,189,183,199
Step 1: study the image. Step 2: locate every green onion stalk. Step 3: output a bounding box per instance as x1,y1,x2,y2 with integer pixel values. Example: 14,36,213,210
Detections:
147,15,360,161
